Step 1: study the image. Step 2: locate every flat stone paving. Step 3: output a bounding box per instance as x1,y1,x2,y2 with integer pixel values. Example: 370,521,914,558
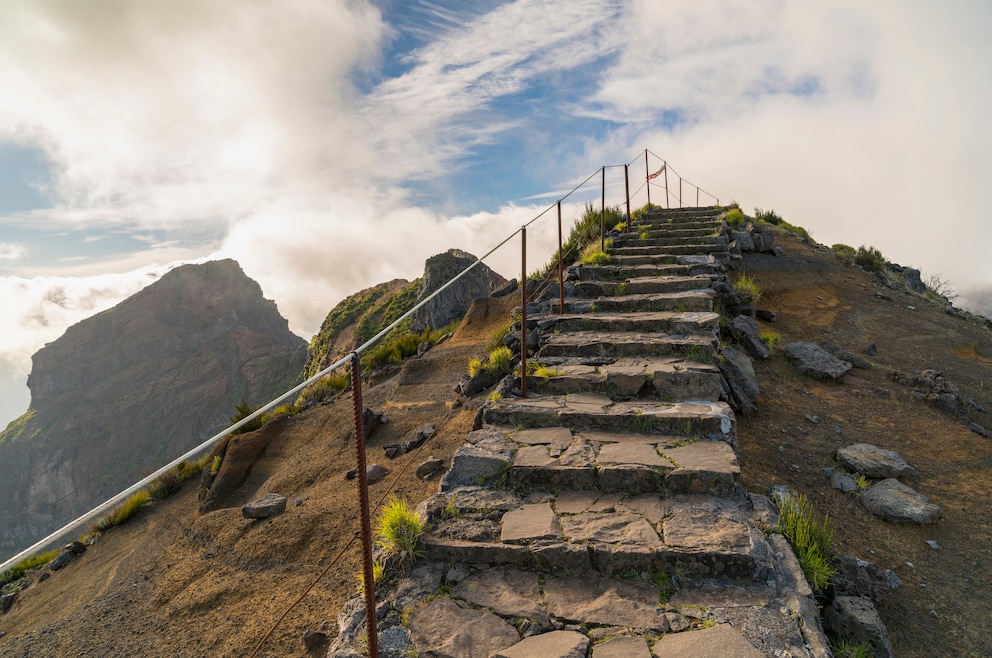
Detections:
329,207,830,658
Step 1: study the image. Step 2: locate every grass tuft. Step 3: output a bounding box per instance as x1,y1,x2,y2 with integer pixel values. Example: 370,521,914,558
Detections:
732,274,763,305
375,495,426,562
776,492,837,593
0,549,59,588
854,245,886,273
92,490,152,534
484,346,514,379
754,207,783,225
725,208,746,227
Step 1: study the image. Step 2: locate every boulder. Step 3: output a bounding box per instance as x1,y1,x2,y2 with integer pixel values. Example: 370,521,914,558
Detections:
728,315,770,360
415,457,444,480
491,630,589,658
824,596,894,658
836,443,915,478
784,342,852,380
242,493,288,519
0,592,17,614
832,555,894,602
49,551,75,571
861,479,941,524
718,346,760,413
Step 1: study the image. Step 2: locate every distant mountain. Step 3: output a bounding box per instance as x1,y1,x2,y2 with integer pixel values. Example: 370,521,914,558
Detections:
0,259,307,559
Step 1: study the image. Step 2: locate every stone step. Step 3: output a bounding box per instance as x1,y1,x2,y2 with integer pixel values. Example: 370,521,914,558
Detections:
538,330,716,359
614,233,726,247
617,226,720,241
639,206,724,221
637,217,724,231
531,310,720,334
566,275,717,298
612,253,728,267
527,356,725,401
481,394,735,437
533,290,715,315
611,242,729,256
572,262,722,281
421,487,763,580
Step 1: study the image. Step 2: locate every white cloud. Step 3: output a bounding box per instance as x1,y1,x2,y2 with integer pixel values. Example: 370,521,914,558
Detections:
0,242,25,260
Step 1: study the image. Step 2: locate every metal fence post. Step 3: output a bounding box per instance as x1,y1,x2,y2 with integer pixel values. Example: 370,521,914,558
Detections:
664,163,670,209
520,226,527,399
696,186,699,207
350,352,379,658
624,164,631,232
679,177,683,208
600,166,606,252
645,150,651,207
557,202,564,315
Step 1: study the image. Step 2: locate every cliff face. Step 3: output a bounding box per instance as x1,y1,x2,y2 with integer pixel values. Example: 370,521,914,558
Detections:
0,259,307,558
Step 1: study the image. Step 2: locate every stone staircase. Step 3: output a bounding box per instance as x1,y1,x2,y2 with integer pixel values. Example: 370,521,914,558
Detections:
330,207,830,658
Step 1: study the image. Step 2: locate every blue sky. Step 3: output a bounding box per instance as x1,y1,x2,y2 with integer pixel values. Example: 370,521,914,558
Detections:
0,0,991,428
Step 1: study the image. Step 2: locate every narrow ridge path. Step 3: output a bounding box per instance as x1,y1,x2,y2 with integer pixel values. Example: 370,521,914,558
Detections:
330,207,831,658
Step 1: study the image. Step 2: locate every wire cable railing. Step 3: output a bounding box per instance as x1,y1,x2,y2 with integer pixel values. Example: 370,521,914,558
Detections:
0,147,722,657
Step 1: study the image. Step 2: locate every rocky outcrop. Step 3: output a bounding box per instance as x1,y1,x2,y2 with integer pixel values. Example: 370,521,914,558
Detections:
0,259,306,559
410,249,507,333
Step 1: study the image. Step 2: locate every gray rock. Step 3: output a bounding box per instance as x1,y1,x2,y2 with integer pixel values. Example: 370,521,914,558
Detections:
491,630,589,658
493,278,519,297
653,623,764,657
833,555,892,602
366,464,388,484
862,479,941,524
836,443,916,478
718,346,759,413
591,635,652,658
440,444,512,492
462,370,497,397
783,342,852,380
407,596,519,658
242,493,288,519
301,629,328,651
733,231,755,251
904,268,926,293
64,541,87,555
824,596,894,658
970,423,991,438
755,309,777,322
729,315,770,360
415,457,444,479
49,551,74,571
377,625,413,658
0,592,16,614
410,249,507,333
820,342,871,369
363,408,388,439
829,471,858,493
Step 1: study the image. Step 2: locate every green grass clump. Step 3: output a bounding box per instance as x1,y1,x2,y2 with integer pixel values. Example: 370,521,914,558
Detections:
484,346,514,378
229,398,263,435
855,474,871,491
579,240,612,266
682,345,712,364
531,363,563,379
295,372,350,408
355,558,386,593
831,243,856,262
854,245,886,273
725,207,746,227
732,274,763,305
210,455,222,476
93,490,152,533
754,207,783,225
630,203,660,222
832,640,874,658
467,358,483,377
759,330,781,352
777,493,837,593
375,495,426,562
362,322,455,372
148,458,205,500
0,549,59,588
486,319,513,353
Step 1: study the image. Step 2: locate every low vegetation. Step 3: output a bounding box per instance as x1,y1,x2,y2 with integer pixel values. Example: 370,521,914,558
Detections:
854,245,887,273
776,492,837,593
725,207,746,227
229,397,263,435
731,273,763,306
831,640,874,658
92,490,152,534
578,239,612,266
484,346,513,379
304,285,389,380
533,203,624,279
0,549,58,589
375,495,426,563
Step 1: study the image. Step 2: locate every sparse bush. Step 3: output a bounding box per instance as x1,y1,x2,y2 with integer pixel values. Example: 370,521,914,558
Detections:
484,346,513,378
732,274,763,305
630,203,660,222
578,240,612,266
759,331,781,352
375,495,425,562
777,492,836,593
229,397,263,435
725,208,746,227
831,243,856,262
854,245,886,273
923,273,958,302
832,640,874,658
93,490,152,533
754,207,783,225
467,358,483,377
0,549,59,588
210,455,222,476
296,372,349,408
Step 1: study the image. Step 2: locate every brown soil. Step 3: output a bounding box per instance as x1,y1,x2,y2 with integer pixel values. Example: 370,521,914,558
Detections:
2,232,990,657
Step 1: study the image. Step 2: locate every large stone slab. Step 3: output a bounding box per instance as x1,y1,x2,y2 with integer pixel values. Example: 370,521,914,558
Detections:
616,494,673,524
784,342,852,380
861,478,941,524
559,512,662,546
543,574,669,630
501,503,560,543
407,597,519,658
652,623,764,657
662,509,751,551
591,635,652,658
513,427,574,448
491,631,589,658
540,330,715,359
836,443,916,478
554,490,601,514
597,442,674,468
513,445,555,467
824,596,894,658
452,567,549,625
663,440,740,494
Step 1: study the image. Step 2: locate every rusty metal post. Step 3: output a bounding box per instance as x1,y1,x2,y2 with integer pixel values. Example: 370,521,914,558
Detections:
679,177,683,208
557,202,564,315
696,186,699,207
663,162,670,209
600,166,606,251
350,353,379,658
520,226,527,399
624,164,631,232
645,150,651,207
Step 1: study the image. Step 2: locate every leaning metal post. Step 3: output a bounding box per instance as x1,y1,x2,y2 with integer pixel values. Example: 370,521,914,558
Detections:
350,353,380,658
557,202,564,315
664,162,670,209
600,166,606,252
624,164,631,232
679,177,683,208
520,226,527,399
645,149,651,207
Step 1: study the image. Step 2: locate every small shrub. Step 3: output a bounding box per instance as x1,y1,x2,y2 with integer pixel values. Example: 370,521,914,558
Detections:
488,391,503,402
613,221,627,232
777,492,836,593
484,346,513,378
532,364,563,379
732,274,763,305
467,358,483,377
639,230,651,240
759,331,781,352
831,243,856,262
615,282,628,296
296,373,349,408
210,455,222,476
486,319,514,352
923,273,958,302
229,397,262,435
93,490,151,533
854,245,886,273
0,549,59,588
725,208,746,227
855,474,870,491
832,640,874,658
579,241,612,266
375,495,426,562
630,203,659,222
754,207,783,225
356,559,386,593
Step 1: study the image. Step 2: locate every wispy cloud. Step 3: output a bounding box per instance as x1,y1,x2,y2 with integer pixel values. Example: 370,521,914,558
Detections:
0,242,25,261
